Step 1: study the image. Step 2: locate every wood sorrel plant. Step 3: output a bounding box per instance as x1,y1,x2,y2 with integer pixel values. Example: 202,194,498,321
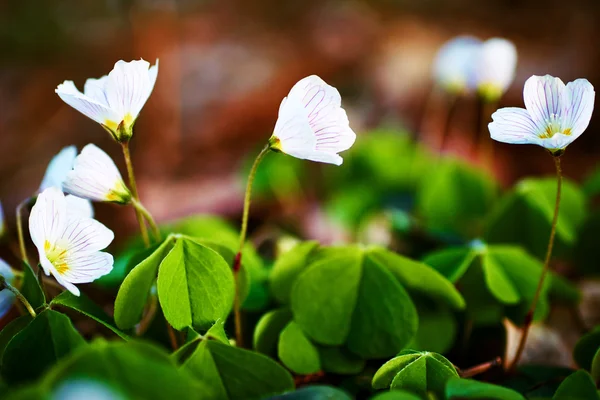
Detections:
234,75,356,345
489,74,595,369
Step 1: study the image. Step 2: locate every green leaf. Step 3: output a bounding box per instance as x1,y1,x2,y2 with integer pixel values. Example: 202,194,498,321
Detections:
553,370,600,400
204,319,230,344
114,236,175,329
254,308,293,357
409,303,457,354
43,340,200,400
182,340,294,400
266,385,352,399
51,291,129,340
486,177,586,259
1,310,85,383
20,261,45,309
291,246,419,359
270,241,319,304
372,350,458,397
416,159,497,238
591,347,600,385
369,247,465,310
157,238,235,331
422,246,478,283
166,215,267,311
573,327,600,371
369,391,423,400
278,321,321,374
0,315,32,365
318,346,365,375
446,377,526,400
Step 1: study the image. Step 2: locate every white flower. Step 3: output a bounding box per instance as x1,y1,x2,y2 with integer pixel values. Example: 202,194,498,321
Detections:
63,144,131,204
269,75,356,166
29,187,114,296
475,38,517,102
489,75,595,153
0,259,16,318
433,36,482,94
40,146,77,192
66,194,94,219
55,59,159,142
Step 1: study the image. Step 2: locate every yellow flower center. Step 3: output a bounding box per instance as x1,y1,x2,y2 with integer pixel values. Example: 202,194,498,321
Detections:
538,113,571,139
103,113,135,133
44,240,70,274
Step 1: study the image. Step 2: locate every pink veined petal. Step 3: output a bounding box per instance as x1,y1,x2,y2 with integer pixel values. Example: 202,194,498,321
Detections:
563,79,595,140
60,252,114,285
61,217,114,255
29,187,68,252
314,108,356,153
523,75,566,131
56,81,119,125
105,59,156,120
74,144,124,182
52,271,81,296
488,107,541,145
274,95,316,150
83,75,110,106
298,151,344,166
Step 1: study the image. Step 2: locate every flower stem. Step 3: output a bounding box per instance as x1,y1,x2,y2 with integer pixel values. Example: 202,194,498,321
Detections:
121,142,150,247
131,198,161,242
475,99,498,171
0,275,36,318
508,155,562,371
459,356,502,378
16,198,30,264
233,144,270,347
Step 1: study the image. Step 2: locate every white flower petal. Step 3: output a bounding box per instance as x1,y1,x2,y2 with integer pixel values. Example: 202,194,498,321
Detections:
39,146,77,191
489,107,541,145
563,79,595,139
60,252,114,285
538,133,576,151
62,217,114,255
105,59,158,121
65,195,94,219
53,272,80,296
56,81,120,126
29,187,68,253
476,38,517,96
523,75,566,131
83,75,109,106
0,259,15,319
63,144,130,203
273,75,355,165
433,36,482,93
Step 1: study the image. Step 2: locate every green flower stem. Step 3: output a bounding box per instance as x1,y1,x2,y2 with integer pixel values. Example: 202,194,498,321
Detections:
131,198,161,242
0,275,36,318
476,99,498,171
509,155,562,371
16,198,30,264
233,144,271,347
121,142,150,248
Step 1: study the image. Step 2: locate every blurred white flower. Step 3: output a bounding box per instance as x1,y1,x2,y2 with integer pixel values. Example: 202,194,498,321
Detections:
476,38,517,102
63,144,131,204
29,187,114,296
53,379,126,400
433,36,482,94
66,195,94,219
0,259,16,319
39,146,94,216
55,59,158,142
40,146,77,192
489,75,595,153
0,201,4,238
269,75,356,166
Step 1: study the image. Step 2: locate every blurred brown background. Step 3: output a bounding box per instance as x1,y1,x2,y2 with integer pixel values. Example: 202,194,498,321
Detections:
1,0,599,243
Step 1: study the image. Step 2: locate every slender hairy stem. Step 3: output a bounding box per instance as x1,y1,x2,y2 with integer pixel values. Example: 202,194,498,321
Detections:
0,275,36,318
121,142,150,247
16,198,30,264
459,357,502,378
132,199,161,241
233,145,270,347
167,323,179,350
509,155,562,371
